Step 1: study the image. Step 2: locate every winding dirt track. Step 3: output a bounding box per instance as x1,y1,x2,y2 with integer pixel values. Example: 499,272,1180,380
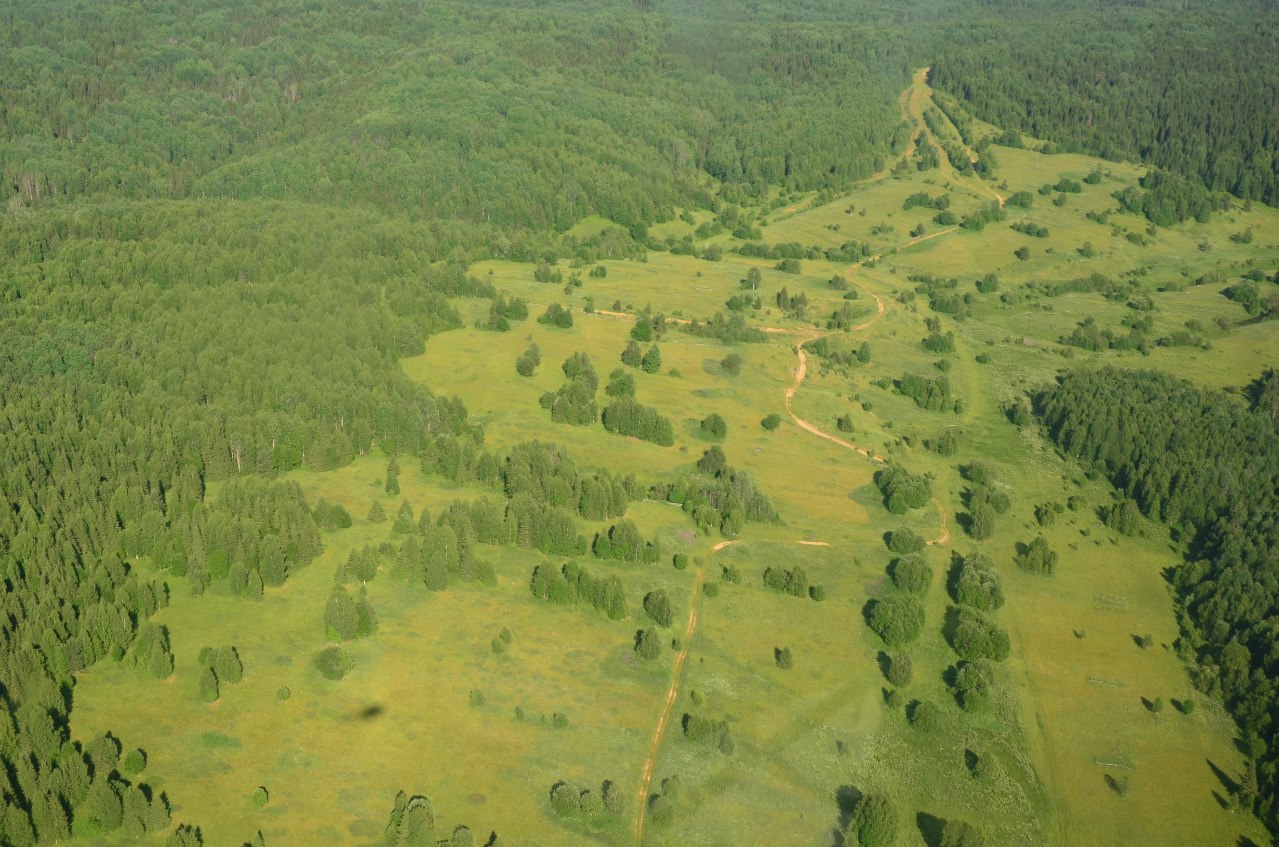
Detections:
783,294,889,463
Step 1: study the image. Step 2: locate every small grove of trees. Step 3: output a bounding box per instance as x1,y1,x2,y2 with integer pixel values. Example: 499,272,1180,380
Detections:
530,562,628,619
951,551,1004,612
897,372,958,412
643,589,674,627
763,565,812,599
196,646,244,703
541,352,598,425
633,628,664,661
647,447,779,537
548,778,625,825
383,790,483,847
875,466,932,514
538,302,574,329
313,497,353,531
681,713,735,755
866,593,925,646
889,554,932,595
515,342,541,377
602,398,675,446
593,519,659,563
1016,535,1059,575
480,294,529,331
961,462,1011,540
945,548,1010,710
641,344,663,374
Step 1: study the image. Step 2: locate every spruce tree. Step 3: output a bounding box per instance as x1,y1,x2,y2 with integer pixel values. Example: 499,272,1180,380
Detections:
641,344,662,374
621,340,643,367
198,665,220,703
325,586,360,641
368,500,387,523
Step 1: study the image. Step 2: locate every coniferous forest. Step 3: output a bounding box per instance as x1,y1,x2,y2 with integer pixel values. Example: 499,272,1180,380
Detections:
2,1,1278,845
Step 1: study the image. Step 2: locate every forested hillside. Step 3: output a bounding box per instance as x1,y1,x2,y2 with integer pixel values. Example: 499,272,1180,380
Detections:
1039,369,1279,834
0,0,911,235
930,0,1279,205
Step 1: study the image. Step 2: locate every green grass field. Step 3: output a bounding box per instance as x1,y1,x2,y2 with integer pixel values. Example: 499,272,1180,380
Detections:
73,70,1276,847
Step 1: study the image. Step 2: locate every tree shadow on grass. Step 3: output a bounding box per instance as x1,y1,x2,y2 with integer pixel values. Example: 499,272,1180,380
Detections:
830,784,863,847
916,811,946,847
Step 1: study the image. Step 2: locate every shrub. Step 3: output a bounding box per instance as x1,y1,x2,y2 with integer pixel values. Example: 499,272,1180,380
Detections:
952,551,1004,611
867,594,925,646
908,699,944,732
1017,535,1059,575
700,413,727,440
949,606,1011,662
313,646,352,680
885,652,913,687
886,528,926,554
849,793,897,847
875,466,932,514
890,554,932,594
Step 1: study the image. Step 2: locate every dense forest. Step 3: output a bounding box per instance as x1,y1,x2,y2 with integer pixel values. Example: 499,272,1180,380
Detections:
1039,369,1279,834
930,0,1279,206
0,0,914,240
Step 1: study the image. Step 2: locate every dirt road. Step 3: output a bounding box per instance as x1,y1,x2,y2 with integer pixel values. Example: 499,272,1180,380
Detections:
633,540,734,845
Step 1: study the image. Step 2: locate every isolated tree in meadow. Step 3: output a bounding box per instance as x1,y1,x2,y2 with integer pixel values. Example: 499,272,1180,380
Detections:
761,413,781,430
700,413,727,440
325,586,360,641
642,344,663,374
721,353,743,375
635,628,662,661
385,457,401,495
368,500,387,523
775,646,794,669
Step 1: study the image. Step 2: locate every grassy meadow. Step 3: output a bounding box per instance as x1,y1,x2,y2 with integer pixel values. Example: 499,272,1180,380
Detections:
72,71,1276,847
